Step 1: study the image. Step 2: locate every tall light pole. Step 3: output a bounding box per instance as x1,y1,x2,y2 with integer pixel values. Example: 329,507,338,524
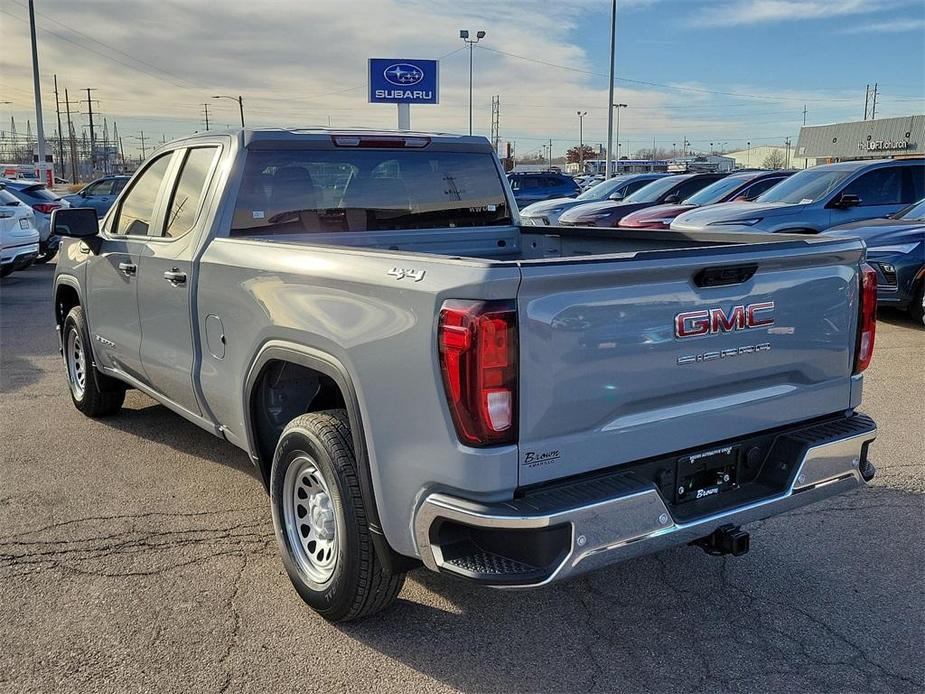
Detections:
746,140,751,167
27,0,49,184
605,0,617,179
212,95,245,127
577,111,587,171
460,29,486,136
612,103,627,175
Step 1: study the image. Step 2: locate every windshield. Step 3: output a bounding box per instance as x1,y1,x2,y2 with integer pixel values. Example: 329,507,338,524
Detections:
231,147,511,235
684,175,749,205
896,198,925,221
577,176,633,201
755,169,851,204
623,175,685,203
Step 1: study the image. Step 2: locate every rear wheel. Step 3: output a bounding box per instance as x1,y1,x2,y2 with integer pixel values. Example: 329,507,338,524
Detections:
270,410,405,622
63,306,125,417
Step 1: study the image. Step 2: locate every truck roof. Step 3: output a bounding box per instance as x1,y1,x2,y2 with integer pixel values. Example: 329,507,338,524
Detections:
163,127,492,149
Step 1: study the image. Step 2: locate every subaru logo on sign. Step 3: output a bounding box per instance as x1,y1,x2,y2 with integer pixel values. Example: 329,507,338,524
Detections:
384,63,424,86
369,58,439,105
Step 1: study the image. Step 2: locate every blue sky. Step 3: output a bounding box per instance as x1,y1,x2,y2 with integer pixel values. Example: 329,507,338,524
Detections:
2,0,923,159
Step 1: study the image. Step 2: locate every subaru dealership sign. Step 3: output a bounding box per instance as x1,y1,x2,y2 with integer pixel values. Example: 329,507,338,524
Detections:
368,58,439,104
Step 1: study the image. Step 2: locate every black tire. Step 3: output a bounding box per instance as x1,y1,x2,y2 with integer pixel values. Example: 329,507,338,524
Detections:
270,410,405,622
62,306,126,417
910,280,925,328
34,250,55,264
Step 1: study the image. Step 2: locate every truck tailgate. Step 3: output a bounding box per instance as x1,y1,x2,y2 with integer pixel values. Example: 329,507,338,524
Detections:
516,239,864,486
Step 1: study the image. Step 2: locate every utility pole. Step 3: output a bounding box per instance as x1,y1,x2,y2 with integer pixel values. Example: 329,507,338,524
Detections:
605,0,617,178
802,104,807,126
202,103,211,131
135,131,148,160
870,83,878,120
549,138,553,167
64,88,78,183
784,137,791,169
577,111,587,171
82,88,98,173
490,95,501,152
27,0,49,184
863,84,870,120
53,75,65,180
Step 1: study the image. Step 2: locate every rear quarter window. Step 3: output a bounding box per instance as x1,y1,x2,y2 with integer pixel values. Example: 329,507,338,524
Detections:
232,148,510,235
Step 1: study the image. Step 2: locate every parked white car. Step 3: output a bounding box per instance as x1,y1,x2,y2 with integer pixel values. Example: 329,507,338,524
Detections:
0,186,40,278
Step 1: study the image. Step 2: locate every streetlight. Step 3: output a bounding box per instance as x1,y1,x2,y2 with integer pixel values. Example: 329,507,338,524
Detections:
460,29,486,136
577,111,587,171
212,95,245,127
604,0,617,179
746,141,751,166
612,103,627,175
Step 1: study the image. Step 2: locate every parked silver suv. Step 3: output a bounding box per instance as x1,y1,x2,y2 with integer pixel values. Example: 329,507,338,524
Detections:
671,158,925,234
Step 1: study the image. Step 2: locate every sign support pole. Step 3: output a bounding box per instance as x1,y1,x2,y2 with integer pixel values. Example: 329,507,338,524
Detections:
397,103,410,130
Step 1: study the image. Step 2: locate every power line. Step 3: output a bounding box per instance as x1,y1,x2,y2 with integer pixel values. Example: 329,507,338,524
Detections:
9,0,207,90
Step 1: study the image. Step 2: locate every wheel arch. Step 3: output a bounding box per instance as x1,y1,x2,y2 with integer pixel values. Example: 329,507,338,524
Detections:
242,341,418,574
53,275,83,330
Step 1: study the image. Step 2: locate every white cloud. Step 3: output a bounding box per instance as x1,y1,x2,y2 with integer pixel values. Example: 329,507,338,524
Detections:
690,0,910,27
839,17,925,33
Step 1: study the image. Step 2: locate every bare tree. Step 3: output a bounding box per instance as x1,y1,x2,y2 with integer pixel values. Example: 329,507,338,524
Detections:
762,149,787,169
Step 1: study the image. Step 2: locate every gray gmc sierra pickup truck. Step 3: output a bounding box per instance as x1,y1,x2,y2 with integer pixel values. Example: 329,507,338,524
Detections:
52,129,878,621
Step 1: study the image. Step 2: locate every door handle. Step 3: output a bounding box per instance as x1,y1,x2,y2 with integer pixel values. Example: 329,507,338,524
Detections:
118,262,137,276
163,269,187,286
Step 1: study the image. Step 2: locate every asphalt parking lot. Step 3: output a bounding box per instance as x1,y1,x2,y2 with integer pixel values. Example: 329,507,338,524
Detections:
1,262,923,694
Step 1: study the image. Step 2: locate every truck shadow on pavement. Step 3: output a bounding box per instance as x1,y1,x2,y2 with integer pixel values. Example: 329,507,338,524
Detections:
98,398,262,483
342,485,924,694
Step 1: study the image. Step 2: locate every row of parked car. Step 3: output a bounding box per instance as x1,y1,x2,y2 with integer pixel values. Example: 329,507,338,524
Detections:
0,174,128,277
513,158,925,325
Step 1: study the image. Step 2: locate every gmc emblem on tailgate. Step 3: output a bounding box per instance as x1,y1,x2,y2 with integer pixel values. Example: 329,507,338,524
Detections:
674,302,775,338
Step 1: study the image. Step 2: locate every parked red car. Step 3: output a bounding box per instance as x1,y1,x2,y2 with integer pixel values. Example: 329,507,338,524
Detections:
620,169,795,229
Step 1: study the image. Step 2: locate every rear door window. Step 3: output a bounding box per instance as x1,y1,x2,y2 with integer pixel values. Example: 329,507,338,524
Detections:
906,164,924,201
161,147,219,239
232,147,510,235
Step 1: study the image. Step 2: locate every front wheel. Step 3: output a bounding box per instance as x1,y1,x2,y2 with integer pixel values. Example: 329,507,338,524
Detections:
270,410,405,622
62,306,126,417
910,280,925,327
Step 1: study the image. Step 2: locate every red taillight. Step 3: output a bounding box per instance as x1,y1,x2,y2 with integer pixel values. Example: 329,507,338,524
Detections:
854,263,877,373
438,300,517,446
33,202,61,214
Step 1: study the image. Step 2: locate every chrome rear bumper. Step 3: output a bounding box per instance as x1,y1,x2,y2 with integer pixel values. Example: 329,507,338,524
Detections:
414,416,876,587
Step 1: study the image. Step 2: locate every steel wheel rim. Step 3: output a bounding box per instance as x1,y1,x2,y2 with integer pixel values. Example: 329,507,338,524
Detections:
66,327,86,400
283,455,338,584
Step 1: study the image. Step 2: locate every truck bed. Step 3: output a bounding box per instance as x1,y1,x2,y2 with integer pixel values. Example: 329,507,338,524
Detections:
233,224,832,264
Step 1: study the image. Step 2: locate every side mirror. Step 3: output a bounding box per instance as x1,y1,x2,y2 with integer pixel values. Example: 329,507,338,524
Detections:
79,190,88,197
833,193,861,209
52,207,100,239
608,192,624,201
663,194,681,204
